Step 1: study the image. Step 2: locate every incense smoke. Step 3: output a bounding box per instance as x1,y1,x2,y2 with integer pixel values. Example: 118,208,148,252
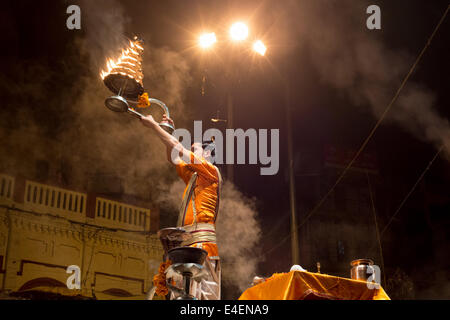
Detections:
158,179,263,294
216,183,262,293
2,0,448,299
79,0,129,67
271,0,450,298
77,0,263,294
0,0,264,294
58,0,195,198
280,0,450,157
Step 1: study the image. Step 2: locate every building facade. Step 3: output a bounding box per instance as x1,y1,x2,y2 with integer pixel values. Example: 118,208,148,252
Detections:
0,173,163,299
295,146,382,277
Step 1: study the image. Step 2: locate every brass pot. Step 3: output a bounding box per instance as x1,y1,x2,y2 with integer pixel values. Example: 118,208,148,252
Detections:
350,259,374,281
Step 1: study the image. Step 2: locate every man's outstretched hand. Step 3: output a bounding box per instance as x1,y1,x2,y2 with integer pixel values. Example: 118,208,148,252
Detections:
140,114,157,128
141,114,182,164
141,114,175,130
162,114,175,130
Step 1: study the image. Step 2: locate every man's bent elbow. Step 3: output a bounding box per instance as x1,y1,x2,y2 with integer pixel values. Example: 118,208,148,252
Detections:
167,145,182,165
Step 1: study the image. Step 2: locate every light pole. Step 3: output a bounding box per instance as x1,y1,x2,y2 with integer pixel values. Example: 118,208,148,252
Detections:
197,22,300,266
226,91,234,183
285,77,300,265
197,22,266,184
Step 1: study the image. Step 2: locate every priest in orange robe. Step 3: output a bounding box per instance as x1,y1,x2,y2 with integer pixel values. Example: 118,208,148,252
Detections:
141,114,222,300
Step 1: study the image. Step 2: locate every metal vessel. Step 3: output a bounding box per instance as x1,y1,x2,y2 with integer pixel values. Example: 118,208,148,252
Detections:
101,37,174,133
350,258,374,281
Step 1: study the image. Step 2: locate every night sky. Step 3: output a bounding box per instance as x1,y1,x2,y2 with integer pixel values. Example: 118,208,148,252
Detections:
1,0,449,299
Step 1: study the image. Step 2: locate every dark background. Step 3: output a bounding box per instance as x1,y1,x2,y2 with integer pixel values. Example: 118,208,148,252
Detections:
0,0,449,299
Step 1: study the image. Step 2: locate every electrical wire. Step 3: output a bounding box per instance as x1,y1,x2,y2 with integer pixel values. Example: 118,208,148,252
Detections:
366,145,444,256
263,4,450,259
366,171,386,288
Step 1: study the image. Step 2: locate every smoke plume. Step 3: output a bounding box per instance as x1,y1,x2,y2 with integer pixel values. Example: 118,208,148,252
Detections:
55,0,195,199
78,0,263,293
280,0,450,157
160,179,263,294
216,182,262,293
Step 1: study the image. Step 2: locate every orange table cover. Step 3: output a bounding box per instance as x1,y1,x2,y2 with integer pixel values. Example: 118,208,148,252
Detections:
239,271,390,300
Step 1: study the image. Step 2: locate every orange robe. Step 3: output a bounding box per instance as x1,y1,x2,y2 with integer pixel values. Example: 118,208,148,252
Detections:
175,152,220,258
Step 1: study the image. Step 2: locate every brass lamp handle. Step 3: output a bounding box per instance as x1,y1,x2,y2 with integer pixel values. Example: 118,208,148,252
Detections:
125,98,170,120
149,98,171,118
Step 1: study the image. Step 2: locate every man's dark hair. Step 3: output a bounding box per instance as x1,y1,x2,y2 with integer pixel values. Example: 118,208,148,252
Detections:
202,140,216,159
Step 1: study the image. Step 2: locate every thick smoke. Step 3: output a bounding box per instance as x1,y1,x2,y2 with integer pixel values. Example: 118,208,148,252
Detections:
273,0,449,298
57,0,194,198
160,179,263,293
77,0,263,292
5,0,447,297
281,0,450,157
0,0,263,291
216,182,262,293
79,0,129,70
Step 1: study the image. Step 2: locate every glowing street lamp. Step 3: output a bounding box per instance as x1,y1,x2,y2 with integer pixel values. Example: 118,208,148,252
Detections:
252,40,266,56
197,22,267,184
229,22,249,41
199,32,217,49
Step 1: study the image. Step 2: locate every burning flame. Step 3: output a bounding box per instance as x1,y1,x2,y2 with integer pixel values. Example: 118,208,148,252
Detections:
100,39,144,81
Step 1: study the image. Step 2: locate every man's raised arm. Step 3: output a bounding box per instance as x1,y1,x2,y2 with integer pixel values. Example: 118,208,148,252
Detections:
140,114,190,165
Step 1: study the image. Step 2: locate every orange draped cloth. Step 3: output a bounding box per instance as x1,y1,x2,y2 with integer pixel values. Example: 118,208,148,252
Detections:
239,271,390,300
176,152,220,258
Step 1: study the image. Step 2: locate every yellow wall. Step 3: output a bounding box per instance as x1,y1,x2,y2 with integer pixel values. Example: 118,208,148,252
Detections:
0,174,163,299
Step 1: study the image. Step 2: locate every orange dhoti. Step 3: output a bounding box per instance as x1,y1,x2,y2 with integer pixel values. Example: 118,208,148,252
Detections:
174,152,222,299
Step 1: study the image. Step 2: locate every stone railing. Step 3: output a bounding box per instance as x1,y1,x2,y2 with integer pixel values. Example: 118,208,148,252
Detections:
0,174,155,232
94,197,150,232
0,174,15,205
23,180,87,223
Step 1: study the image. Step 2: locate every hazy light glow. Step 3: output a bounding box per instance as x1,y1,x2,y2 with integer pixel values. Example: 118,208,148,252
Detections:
253,40,266,56
199,32,217,48
230,22,249,41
